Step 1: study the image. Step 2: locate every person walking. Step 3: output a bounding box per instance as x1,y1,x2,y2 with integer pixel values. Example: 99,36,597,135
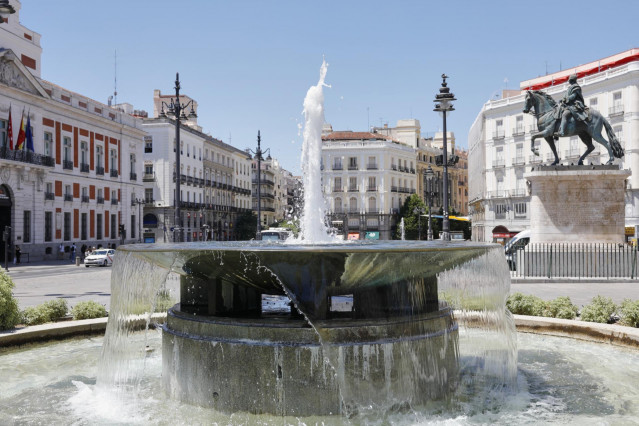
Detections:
70,243,76,262
14,245,21,264
58,243,64,260
80,244,87,261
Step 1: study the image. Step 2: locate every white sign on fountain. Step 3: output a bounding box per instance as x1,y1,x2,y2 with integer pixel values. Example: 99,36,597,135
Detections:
298,60,338,243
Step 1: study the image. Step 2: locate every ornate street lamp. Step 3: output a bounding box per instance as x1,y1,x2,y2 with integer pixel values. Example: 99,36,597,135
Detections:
0,1,16,23
158,73,197,243
247,131,269,239
433,74,456,241
425,165,434,241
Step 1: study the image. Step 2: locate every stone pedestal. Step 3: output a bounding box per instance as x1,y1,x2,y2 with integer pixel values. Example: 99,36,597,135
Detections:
525,165,630,244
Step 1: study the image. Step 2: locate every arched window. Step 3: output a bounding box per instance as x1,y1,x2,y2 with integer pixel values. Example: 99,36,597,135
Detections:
334,197,342,213
349,197,357,213
368,197,376,213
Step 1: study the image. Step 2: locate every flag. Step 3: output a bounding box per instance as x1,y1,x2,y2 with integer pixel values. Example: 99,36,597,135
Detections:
6,106,12,150
25,112,34,152
15,109,25,150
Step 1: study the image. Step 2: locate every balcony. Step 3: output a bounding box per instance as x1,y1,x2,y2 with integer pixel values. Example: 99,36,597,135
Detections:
527,125,538,134
80,163,90,173
111,199,118,205
409,168,416,174
609,104,624,117
44,192,55,200
487,190,508,199
145,199,154,205
367,209,379,214
81,195,90,203
332,164,343,170
564,149,580,158
130,172,137,181
545,152,557,162
512,156,526,166
110,169,118,178
63,194,73,202
511,188,527,198
366,186,377,192
391,186,398,192
97,197,104,204
529,155,542,164
348,165,358,171
143,173,155,182
0,148,54,167
96,166,104,176
390,164,397,171
512,126,525,137
63,160,74,170
347,186,359,192
333,187,343,193
493,130,505,140
186,176,194,185
492,159,505,168
366,163,378,170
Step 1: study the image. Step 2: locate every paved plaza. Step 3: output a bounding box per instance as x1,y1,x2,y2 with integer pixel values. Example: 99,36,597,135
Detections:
5,259,638,313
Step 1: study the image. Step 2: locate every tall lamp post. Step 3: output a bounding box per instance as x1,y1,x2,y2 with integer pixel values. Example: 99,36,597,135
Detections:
433,74,456,241
425,165,435,241
133,198,144,243
247,131,269,239
158,73,197,243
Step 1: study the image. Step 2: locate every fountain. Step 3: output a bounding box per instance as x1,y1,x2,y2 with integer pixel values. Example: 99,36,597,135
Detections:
2,60,639,424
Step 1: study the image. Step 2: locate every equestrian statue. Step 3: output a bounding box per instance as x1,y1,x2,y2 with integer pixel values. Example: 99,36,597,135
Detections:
522,74,624,165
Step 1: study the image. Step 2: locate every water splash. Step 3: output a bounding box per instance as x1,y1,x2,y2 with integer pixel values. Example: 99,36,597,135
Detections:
399,218,406,240
297,59,337,244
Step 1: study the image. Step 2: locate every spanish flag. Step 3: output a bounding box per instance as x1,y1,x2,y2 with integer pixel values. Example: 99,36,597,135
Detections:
15,108,25,150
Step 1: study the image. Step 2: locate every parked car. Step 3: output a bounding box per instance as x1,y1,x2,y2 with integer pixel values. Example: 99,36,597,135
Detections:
504,230,531,271
84,249,116,267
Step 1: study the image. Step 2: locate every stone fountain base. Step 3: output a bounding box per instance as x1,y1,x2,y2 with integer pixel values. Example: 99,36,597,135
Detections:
162,306,459,416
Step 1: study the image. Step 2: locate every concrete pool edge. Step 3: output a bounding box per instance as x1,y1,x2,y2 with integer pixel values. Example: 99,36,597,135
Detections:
1,314,638,349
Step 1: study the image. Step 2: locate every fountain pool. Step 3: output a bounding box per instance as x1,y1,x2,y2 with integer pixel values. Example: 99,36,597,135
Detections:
2,328,639,424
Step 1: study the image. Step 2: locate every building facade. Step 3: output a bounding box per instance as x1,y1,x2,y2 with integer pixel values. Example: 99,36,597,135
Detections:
321,129,417,240
141,91,251,242
469,48,639,242
0,3,146,261
251,155,292,228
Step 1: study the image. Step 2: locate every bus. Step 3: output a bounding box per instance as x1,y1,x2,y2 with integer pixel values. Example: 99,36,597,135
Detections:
259,228,292,241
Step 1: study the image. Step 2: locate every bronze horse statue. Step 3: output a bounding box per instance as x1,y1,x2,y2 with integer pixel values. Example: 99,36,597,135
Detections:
523,90,624,165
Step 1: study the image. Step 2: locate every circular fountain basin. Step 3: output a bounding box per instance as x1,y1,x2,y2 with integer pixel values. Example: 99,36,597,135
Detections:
118,240,494,415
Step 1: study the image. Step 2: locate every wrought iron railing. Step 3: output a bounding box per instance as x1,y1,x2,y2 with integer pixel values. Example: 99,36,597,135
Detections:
510,243,639,279
0,148,54,167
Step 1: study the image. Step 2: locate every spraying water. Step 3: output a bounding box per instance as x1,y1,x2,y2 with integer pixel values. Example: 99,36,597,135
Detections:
399,218,405,240
298,59,336,243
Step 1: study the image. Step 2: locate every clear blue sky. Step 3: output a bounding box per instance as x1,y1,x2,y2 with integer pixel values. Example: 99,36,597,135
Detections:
23,0,638,174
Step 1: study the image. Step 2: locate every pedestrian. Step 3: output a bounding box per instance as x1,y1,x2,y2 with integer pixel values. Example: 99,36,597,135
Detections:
70,243,76,262
58,243,64,260
15,245,21,264
81,244,87,260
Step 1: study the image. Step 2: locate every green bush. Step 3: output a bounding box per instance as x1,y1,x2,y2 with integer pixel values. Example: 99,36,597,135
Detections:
619,299,639,328
506,292,545,316
580,296,617,324
542,296,579,320
0,270,20,330
21,299,68,326
71,300,107,320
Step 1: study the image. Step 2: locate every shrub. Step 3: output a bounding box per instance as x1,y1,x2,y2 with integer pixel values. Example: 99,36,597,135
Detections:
542,296,579,320
506,292,544,316
619,299,639,328
0,270,20,330
21,299,68,326
580,296,617,324
71,300,107,320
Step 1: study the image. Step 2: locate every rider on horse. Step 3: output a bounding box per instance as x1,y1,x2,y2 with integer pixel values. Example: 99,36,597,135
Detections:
554,74,590,138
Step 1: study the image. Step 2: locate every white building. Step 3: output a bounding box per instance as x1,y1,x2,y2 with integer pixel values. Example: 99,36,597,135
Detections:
469,48,639,243
321,128,417,240
0,1,146,261
251,155,292,228
141,91,251,242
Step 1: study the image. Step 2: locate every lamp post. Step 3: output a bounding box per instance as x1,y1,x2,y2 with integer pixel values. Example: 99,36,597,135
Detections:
133,198,144,243
433,74,456,241
0,1,15,23
3,226,10,271
425,165,434,241
247,131,269,239
158,73,197,243
413,206,425,240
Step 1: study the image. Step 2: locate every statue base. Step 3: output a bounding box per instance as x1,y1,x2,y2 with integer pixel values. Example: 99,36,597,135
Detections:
525,165,630,244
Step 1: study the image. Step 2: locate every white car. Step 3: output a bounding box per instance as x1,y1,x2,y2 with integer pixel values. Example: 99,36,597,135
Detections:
84,249,116,267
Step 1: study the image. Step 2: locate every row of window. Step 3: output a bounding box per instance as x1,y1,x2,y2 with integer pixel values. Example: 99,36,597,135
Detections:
327,156,415,171
39,211,135,242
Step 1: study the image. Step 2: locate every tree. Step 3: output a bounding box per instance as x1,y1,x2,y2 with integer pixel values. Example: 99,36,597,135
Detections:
235,211,258,240
396,194,431,240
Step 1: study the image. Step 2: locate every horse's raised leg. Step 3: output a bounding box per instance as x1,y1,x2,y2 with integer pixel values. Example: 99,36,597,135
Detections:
577,132,595,165
530,132,542,156
591,128,615,164
545,136,560,165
